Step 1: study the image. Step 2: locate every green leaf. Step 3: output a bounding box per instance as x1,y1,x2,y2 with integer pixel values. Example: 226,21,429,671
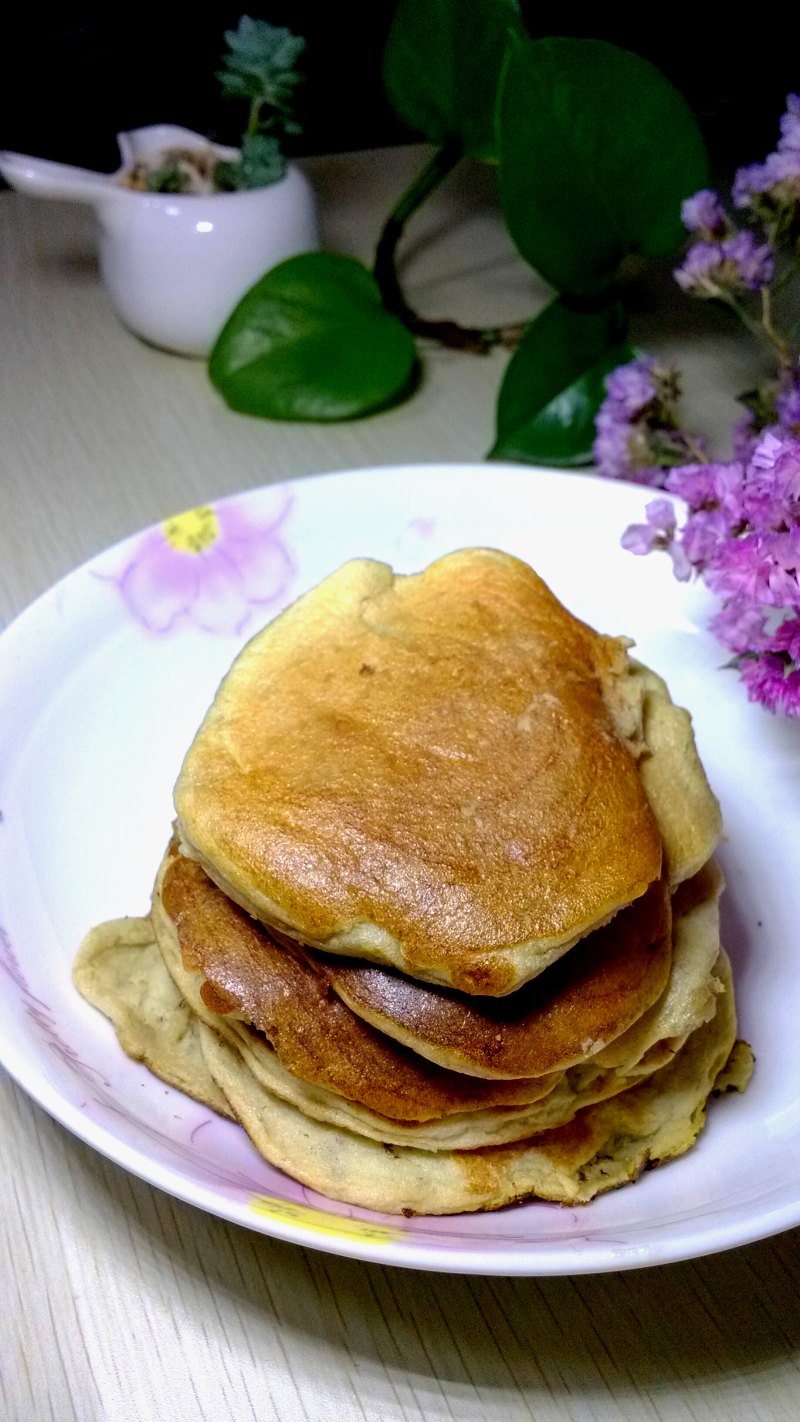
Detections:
383,0,521,161
489,297,633,465
209,253,418,422
498,35,710,296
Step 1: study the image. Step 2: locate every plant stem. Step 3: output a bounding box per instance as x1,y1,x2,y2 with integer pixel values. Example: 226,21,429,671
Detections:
373,142,527,355
246,99,261,137
683,432,711,464
760,286,792,368
770,249,800,294
716,289,789,362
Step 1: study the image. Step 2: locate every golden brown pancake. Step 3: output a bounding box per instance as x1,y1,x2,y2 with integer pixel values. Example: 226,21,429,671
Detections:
157,847,560,1123
150,892,657,1150
293,877,672,1079
631,662,722,885
592,860,725,1076
74,910,752,1168
174,550,663,995
196,952,748,1213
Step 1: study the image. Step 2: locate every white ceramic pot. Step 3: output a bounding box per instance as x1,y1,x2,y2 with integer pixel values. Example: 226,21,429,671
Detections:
0,125,320,357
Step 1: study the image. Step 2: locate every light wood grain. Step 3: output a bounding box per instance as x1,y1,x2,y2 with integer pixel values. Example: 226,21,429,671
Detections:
1,147,798,1422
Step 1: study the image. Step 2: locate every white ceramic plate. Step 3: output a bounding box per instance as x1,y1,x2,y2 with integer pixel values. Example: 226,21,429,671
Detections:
0,464,797,1275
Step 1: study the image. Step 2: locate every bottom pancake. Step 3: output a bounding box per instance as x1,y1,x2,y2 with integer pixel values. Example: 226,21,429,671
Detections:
151,886,718,1150
72,916,233,1118
73,916,751,1213
133,907,645,1150
194,953,748,1213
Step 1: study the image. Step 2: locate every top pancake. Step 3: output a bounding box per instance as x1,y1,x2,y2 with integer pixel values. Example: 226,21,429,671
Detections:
174,549,664,994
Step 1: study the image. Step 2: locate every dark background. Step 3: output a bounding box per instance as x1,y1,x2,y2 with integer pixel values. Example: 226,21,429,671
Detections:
1,5,796,178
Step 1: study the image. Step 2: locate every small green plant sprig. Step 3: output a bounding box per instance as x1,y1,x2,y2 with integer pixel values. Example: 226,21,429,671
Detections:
214,15,305,191
147,16,305,195
209,2,709,453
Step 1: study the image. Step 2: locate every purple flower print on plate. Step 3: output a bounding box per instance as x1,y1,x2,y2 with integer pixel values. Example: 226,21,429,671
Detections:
102,491,295,635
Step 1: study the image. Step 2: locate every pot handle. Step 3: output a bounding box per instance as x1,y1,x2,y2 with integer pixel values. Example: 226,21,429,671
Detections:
0,151,115,204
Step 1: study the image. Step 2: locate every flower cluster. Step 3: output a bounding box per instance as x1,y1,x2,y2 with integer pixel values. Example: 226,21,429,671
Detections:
732,93,800,241
622,432,800,715
592,358,707,483
674,197,774,297
675,94,800,298
594,95,800,713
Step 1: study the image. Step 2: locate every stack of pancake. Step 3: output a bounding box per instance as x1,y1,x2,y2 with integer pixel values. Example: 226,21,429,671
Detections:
75,549,751,1214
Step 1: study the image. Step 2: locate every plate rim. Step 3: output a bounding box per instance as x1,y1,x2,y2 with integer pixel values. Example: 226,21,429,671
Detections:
0,460,795,1275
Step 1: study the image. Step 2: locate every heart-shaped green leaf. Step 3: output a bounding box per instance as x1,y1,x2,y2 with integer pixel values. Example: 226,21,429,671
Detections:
383,0,521,161
209,253,418,421
489,296,633,465
498,35,710,296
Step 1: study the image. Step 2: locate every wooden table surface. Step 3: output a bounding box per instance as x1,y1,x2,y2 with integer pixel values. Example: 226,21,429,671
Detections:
2,146,798,1422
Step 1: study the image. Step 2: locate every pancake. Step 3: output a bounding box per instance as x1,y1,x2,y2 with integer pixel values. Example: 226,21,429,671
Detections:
72,916,233,1118
630,661,721,885
152,898,648,1150
147,849,727,1152
591,860,724,1076
76,909,746,1157
300,876,672,1080
154,846,561,1124
174,550,665,995
198,950,749,1213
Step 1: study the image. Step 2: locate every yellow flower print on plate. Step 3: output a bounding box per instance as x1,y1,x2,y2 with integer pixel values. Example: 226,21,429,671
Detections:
162,505,220,555
251,1196,404,1244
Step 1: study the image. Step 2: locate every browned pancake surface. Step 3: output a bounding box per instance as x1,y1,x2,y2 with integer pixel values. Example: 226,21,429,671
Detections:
159,849,559,1123
300,877,672,1078
174,551,662,994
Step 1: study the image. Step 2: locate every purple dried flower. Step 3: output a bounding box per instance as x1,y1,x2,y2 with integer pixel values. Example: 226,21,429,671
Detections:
703,532,792,605
613,95,800,717
747,431,800,523
593,359,706,484
619,522,662,557
604,359,658,417
738,653,800,715
674,241,725,295
778,94,800,153
593,406,655,483
621,498,693,578
772,612,800,662
708,600,769,655
620,498,676,554
722,231,775,290
621,431,800,715
681,189,727,237
593,359,661,481
666,461,739,513
732,163,767,208
674,233,774,296
678,509,732,571
733,95,800,224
